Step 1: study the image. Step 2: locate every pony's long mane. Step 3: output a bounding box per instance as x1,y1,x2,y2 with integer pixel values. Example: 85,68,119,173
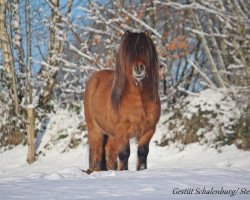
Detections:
111,31,159,110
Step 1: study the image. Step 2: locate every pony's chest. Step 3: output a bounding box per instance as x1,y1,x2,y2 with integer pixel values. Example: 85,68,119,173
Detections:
122,100,160,134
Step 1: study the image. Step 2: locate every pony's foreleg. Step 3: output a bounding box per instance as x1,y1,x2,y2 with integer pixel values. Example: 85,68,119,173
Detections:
116,136,130,170
136,128,155,170
88,128,106,171
105,136,118,170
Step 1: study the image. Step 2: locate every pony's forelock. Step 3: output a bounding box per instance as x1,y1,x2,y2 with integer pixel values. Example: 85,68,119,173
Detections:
112,31,159,110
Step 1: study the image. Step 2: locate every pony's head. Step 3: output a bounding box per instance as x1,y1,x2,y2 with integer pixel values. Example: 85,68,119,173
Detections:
112,30,159,110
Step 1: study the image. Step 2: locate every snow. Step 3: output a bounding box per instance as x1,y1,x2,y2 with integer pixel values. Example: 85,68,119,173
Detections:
159,87,244,145
0,165,250,199
1,129,250,199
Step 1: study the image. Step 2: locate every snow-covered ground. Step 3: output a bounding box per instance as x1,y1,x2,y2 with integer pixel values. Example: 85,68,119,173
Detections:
1,167,250,200
1,136,250,199
1,104,250,199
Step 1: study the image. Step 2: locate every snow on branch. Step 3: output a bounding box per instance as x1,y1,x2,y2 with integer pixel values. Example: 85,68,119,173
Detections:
68,42,93,62
87,1,124,34
78,26,119,40
185,27,228,38
36,58,98,75
155,0,248,22
177,86,199,96
60,58,99,72
121,8,162,38
187,59,217,89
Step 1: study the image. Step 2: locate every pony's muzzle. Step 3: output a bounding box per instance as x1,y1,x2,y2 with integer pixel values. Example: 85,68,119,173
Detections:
133,64,145,82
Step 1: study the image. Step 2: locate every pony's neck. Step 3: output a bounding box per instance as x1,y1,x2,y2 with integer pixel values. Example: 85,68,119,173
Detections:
127,78,156,98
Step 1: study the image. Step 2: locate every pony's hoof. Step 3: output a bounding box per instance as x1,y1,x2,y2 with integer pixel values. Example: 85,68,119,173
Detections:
137,164,147,171
82,168,101,175
82,169,93,174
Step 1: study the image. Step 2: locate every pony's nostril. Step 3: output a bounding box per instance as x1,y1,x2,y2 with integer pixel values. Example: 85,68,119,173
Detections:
135,65,139,73
134,64,145,75
139,64,145,73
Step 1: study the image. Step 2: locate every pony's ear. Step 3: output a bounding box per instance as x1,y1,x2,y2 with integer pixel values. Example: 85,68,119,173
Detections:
121,30,131,40
144,30,151,37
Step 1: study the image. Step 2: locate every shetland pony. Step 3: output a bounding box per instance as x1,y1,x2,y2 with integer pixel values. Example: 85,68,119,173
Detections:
84,30,160,171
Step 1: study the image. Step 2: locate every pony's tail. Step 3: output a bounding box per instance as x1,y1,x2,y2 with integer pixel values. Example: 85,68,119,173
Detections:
101,134,108,170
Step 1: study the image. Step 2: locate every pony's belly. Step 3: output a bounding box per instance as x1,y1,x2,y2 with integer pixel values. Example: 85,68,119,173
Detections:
115,118,155,138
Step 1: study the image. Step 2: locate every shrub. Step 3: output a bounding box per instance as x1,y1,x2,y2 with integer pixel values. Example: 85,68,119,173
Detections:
157,87,250,149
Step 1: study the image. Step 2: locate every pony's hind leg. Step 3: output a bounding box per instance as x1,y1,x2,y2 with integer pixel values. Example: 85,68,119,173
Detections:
136,128,155,170
101,134,108,170
88,127,106,171
105,136,118,170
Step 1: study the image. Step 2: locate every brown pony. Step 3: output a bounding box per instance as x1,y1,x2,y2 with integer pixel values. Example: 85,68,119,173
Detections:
84,30,161,172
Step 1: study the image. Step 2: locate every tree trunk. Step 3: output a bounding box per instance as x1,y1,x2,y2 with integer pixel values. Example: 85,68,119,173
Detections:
192,13,225,88
11,0,26,74
24,0,36,164
0,0,20,115
207,19,228,84
26,107,35,164
25,0,32,104
39,0,73,107
12,0,29,111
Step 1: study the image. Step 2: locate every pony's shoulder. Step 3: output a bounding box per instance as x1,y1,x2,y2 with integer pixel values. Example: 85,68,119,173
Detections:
87,69,115,86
